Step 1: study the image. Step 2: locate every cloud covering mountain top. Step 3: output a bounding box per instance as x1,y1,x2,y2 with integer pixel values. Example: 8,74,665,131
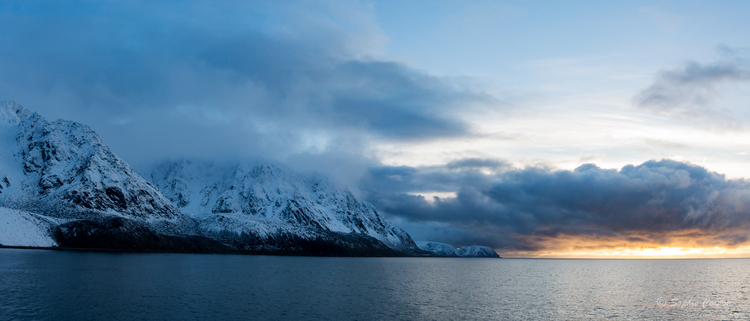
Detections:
0,1,495,167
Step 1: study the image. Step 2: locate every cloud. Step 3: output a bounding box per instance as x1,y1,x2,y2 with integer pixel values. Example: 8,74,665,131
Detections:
642,138,689,150
445,157,510,170
632,47,750,128
634,61,750,109
0,0,496,165
361,159,750,252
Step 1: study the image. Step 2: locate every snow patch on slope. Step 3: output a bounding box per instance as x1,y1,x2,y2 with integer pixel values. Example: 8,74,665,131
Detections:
0,207,57,247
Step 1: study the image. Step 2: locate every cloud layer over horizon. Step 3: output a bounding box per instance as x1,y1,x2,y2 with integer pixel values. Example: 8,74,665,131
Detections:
361,159,750,252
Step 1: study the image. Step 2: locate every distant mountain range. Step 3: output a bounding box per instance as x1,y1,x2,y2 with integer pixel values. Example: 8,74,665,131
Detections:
415,241,500,258
0,101,499,257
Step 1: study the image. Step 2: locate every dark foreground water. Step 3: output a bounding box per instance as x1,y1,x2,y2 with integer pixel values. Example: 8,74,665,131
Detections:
0,249,748,320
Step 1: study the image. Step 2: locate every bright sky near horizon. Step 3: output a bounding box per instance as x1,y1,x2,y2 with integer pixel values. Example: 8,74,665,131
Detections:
2,0,750,256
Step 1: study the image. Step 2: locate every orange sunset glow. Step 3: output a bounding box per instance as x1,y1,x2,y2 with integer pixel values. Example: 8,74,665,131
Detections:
502,245,750,259
497,230,750,258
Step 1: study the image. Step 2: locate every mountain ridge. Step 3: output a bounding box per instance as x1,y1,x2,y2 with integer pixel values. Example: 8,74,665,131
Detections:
415,241,500,258
146,158,421,253
0,101,424,256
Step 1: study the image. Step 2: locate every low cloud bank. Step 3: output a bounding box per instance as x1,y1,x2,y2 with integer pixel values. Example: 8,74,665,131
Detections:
362,159,750,252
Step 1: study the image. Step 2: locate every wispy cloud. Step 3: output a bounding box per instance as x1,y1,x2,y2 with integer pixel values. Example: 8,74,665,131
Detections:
632,47,750,129
642,138,690,150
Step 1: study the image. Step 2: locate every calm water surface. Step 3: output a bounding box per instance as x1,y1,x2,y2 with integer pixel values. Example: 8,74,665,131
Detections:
0,248,748,320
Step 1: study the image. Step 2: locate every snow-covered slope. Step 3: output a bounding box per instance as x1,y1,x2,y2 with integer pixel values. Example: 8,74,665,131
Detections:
457,245,500,257
416,241,500,258
0,101,186,237
147,159,420,253
415,241,460,256
0,102,181,220
0,207,57,247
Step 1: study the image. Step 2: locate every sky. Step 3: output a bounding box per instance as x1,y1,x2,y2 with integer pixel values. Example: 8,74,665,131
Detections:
2,0,750,257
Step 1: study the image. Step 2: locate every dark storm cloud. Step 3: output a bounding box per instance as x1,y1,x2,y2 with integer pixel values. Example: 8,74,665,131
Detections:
361,159,750,251
633,47,750,127
0,0,494,164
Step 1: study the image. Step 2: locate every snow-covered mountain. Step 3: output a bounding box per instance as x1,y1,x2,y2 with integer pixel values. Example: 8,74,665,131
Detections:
0,101,421,256
146,159,420,253
0,101,183,227
456,245,501,258
416,241,500,258
415,241,459,256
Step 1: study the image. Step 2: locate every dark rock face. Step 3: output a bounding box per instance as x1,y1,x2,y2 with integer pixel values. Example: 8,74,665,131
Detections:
54,217,400,256
53,218,235,254
202,228,399,257
0,176,10,193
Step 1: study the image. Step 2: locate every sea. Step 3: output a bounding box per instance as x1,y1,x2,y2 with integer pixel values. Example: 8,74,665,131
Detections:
0,248,748,320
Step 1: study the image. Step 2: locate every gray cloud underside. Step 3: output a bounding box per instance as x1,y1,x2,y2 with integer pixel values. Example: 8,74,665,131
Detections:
0,1,495,164
361,159,750,251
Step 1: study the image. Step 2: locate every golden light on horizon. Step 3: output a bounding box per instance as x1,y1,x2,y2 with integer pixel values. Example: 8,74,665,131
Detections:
496,231,750,259
501,245,750,259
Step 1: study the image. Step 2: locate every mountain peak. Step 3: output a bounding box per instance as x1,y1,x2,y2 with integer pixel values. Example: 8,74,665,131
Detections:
0,102,181,224
0,101,32,125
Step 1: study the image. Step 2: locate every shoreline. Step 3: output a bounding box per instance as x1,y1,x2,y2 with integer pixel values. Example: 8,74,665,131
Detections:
0,244,504,258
